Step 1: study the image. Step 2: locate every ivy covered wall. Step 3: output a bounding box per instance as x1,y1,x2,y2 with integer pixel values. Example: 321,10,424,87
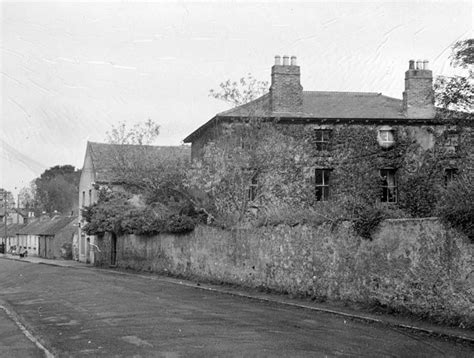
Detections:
275,121,472,215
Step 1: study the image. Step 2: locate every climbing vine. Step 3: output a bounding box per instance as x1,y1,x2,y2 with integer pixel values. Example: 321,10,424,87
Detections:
192,120,472,239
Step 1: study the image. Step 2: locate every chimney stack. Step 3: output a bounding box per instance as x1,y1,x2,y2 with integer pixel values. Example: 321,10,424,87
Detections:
402,59,435,119
270,54,303,113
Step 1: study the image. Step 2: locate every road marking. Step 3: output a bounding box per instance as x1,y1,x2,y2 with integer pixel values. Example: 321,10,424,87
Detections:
0,304,55,358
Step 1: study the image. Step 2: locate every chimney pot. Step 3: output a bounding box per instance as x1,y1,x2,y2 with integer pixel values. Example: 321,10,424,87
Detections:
422,60,429,70
274,55,281,66
409,60,415,70
290,56,297,66
416,59,422,69
283,55,289,66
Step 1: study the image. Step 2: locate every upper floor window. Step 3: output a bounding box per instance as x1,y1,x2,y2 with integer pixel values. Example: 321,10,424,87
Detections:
444,131,459,153
380,169,397,203
82,191,86,208
88,189,92,205
377,126,395,149
315,169,331,201
314,129,332,151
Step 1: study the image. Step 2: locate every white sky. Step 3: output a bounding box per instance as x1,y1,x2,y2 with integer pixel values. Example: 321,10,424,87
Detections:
1,0,472,195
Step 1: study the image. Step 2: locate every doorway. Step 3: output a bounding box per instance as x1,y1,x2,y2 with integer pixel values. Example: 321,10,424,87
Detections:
110,233,117,266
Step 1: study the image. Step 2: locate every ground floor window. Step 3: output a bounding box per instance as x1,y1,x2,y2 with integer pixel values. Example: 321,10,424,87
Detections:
247,173,258,202
444,168,458,186
380,169,397,203
315,169,331,201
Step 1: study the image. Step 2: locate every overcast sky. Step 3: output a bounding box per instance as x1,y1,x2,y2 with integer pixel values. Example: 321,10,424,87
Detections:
1,0,472,195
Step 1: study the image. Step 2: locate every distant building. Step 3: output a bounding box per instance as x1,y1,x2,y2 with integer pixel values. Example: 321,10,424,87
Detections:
14,215,77,259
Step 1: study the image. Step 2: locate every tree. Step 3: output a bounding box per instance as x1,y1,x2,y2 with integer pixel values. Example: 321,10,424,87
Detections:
34,165,81,215
209,73,268,106
18,183,36,209
0,189,15,220
106,118,160,145
434,39,473,113
188,75,317,225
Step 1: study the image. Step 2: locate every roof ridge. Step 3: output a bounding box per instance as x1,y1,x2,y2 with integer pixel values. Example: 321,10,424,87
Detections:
89,141,186,149
303,91,381,96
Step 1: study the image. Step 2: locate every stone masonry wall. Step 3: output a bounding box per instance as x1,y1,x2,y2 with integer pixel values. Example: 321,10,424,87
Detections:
95,219,473,326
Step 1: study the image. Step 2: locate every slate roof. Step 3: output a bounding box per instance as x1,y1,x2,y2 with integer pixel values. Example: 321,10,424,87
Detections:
0,223,26,238
39,216,77,236
183,91,409,143
87,142,190,183
183,90,473,143
16,216,77,236
215,91,404,119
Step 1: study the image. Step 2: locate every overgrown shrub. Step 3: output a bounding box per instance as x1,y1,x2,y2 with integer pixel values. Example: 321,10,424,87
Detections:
437,175,474,242
121,208,165,235
82,190,196,236
399,173,438,217
165,214,196,234
352,205,386,240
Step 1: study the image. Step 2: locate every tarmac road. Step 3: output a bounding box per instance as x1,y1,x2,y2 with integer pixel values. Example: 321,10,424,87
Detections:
0,258,472,357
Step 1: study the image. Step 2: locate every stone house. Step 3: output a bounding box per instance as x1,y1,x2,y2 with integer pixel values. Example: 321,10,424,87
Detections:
77,141,190,264
184,56,473,210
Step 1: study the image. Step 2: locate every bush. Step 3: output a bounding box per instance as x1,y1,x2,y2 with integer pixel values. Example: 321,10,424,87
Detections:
399,174,438,217
437,175,474,242
165,215,196,234
353,205,386,240
121,208,166,235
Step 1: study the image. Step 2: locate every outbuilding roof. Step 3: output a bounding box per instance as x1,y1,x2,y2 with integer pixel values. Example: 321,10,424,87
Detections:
0,223,26,238
16,216,77,236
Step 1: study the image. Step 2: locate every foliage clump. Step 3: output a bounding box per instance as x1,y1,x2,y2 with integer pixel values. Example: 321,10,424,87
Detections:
437,175,474,242
398,172,438,218
82,188,199,237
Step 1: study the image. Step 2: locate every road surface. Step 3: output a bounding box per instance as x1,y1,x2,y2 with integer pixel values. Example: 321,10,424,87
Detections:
0,259,472,357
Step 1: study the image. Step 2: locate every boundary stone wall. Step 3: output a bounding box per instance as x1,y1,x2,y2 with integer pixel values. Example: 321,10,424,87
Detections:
95,218,473,325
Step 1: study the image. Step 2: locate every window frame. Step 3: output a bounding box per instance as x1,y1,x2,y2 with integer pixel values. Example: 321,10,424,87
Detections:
315,168,331,201
247,173,259,202
444,168,458,186
377,126,395,149
314,129,332,151
380,169,398,203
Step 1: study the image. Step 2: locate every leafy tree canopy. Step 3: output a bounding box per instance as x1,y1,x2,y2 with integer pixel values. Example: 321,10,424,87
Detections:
33,165,81,215
435,38,473,113
106,118,160,145
209,73,268,107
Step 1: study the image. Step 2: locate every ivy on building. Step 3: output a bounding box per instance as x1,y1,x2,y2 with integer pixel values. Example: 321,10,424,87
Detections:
189,120,473,240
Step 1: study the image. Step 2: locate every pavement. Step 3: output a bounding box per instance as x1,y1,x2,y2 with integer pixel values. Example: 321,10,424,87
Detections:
0,306,49,358
1,253,473,355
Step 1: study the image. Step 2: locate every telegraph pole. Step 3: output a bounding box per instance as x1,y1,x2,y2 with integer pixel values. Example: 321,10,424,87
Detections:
0,189,6,251
4,190,7,245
